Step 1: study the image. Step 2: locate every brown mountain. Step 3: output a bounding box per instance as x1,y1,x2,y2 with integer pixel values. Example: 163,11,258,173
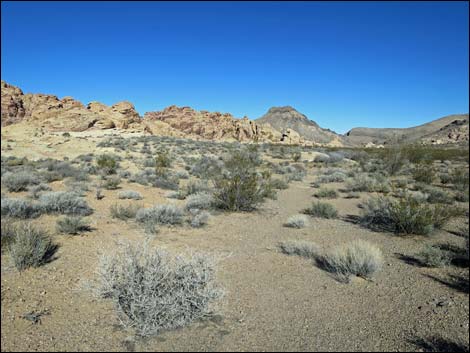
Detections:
345,114,469,146
256,106,345,146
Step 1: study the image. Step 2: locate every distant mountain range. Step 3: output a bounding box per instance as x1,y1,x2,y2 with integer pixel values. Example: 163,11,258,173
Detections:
1,81,468,147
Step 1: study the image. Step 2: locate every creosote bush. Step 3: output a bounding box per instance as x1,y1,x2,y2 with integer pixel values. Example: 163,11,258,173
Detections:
212,150,275,211
96,242,223,336
360,195,464,235
8,223,57,271
415,245,453,268
96,154,119,175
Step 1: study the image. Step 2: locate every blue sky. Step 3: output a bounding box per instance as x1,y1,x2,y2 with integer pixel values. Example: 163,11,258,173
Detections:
1,1,468,133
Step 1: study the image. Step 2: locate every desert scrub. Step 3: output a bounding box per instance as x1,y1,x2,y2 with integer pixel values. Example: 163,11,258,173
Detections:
2,171,41,192
314,188,339,199
315,240,383,282
359,195,464,235
39,191,93,216
185,179,212,196
418,185,453,204
96,154,119,175
101,175,121,190
136,204,184,226
118,190,143,200
212,150,275,211
96,242,223,336
284,215,309,229
110,203,141,220
316,171,347,183
303,201,338,219
270,178,289,190
185,192,213,211
1,197,42,219
412,163,435,184
8,223,57,271
278,240,319,258
415,245,453,268
56,216,90,235
1,218,16,251
155,150,171,176
189,209,210,228
28,183,52,199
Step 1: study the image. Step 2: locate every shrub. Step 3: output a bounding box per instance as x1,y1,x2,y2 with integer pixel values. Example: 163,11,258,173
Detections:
1,218,16,250
102,176,121,190
2,171,40,192
415,245,452,268
56,216,90,235
412,163,435,184
8,223,57,271
189,210,210,228
450,169,469,191
284,215,309,229
39,191,93,216
316,171,347,183
360,195,464,235
303,201,338,219
315,240,383,282
419,185,453,204
110,203,140,220
155,151,171,176
270,178,289,190
314,188,339,199
278,240,318,258
185,192,213,211
136,204,184,226
185,180,211,196
28,184,52,199
96,242,222,336
118,190,143,200
346,174,390,193
1,197,42,219
212,151,274,211
96,154,119,175
381,146,406,176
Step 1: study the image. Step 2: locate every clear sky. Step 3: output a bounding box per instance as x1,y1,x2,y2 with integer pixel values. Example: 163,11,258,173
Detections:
1,1,468,133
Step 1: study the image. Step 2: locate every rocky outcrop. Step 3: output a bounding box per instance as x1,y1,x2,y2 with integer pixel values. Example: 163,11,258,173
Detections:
144,105,298,143
256,106,346,146
1,81,142,132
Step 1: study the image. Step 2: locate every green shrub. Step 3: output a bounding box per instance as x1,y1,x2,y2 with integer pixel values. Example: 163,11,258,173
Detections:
412,163,435,184
314,188,339,199
415,245,452,268
303,201,338,219
360,195,464,235
212,151,274,211
96,154,119,175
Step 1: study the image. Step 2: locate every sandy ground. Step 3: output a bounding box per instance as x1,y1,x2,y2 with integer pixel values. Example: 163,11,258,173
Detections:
1,131,469,352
